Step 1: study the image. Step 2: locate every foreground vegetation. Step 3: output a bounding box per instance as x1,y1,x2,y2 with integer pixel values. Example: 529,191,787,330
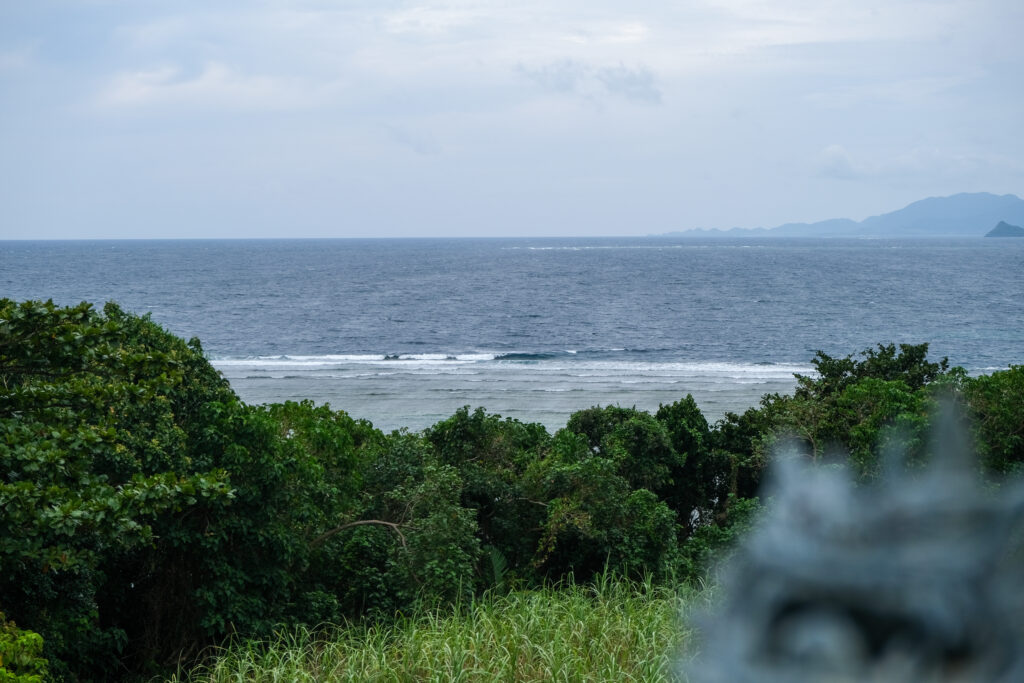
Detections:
174,575,697,682
1,298,1022,680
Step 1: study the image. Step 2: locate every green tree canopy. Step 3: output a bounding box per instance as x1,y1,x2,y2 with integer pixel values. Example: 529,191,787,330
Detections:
0,301,377,678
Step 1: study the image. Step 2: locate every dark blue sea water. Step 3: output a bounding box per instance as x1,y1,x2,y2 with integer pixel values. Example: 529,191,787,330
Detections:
3,238,1022,430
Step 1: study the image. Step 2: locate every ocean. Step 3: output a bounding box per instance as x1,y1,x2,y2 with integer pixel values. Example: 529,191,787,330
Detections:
3,237,1022,431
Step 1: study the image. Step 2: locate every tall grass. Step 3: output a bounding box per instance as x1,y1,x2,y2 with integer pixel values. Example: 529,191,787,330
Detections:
174,575,704,682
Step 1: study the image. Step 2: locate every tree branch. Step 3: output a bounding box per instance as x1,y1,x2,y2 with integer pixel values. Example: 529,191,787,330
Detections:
311,519,407,549
512,497,549,507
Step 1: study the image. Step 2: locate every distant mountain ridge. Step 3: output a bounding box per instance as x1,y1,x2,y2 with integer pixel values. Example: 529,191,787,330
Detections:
669,193,1024,238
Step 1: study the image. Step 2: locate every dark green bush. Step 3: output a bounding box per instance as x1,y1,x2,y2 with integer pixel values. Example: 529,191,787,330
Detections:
963,365,1024,474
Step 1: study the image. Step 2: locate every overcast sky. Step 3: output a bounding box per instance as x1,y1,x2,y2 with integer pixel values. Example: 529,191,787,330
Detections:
1,0,1022,238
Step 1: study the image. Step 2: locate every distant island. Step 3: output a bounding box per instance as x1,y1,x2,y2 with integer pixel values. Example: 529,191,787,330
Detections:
985,221,1024,237
662,192,1024,238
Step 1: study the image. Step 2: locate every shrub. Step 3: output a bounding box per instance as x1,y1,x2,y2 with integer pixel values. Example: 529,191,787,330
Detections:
0,613,48,683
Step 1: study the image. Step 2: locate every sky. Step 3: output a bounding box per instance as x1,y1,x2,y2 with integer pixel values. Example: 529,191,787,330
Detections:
1,0,1022,239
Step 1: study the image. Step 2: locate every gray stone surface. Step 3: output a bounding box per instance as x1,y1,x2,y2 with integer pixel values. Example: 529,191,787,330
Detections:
688,423,1024,682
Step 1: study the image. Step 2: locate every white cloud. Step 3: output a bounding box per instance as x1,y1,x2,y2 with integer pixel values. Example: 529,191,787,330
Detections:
383,5,491,37
702,0,964,48
96,61,312,110
92,2,973,117
558,20,652,46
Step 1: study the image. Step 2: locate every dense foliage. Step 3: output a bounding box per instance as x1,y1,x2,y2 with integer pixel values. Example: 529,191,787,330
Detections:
2,300,1022,680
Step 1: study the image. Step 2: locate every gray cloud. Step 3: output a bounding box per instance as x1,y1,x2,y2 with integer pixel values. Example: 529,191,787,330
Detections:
517,59,587,95
817,144,860,180
518,59,661,105
594,64,661,104
815,144,1024,186
1,0,1022,238
385,124,441,156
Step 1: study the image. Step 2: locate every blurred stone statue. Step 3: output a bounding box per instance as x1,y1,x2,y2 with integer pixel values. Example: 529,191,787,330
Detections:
688,412,1024,683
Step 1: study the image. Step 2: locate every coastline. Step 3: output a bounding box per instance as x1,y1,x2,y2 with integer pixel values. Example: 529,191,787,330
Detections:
215,357,805,431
